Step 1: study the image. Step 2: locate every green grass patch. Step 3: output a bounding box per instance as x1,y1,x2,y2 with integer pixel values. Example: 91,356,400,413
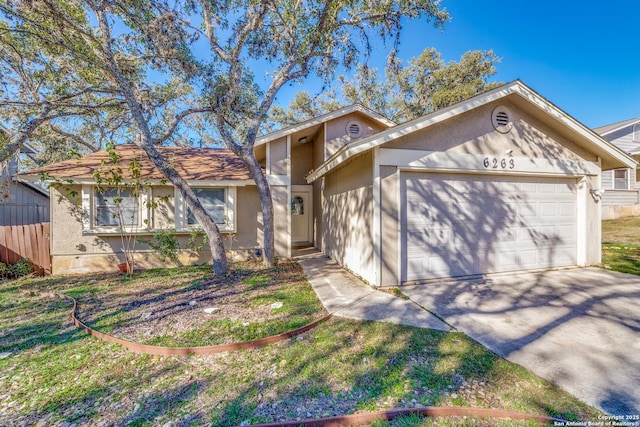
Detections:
602,243,640,275
601,217,640,275
0,262,602,426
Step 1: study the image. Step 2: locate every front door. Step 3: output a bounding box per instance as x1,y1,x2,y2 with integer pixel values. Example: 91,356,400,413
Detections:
291,190,311,244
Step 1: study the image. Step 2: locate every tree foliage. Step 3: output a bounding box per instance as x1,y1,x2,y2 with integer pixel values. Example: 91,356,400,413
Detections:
0,0,451,272
269,48,501,127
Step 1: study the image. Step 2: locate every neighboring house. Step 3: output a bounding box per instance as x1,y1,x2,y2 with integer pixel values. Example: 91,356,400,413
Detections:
20,80,635,285
594,118,640,219
1,151,50,226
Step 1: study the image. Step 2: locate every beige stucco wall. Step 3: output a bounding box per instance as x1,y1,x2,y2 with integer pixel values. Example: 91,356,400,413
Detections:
322,151,374,283
151,186,175,229
50,184,263,274
325,113,388,160
291,142,314,185
270,137,288,176
384,100,596,164
380,166,399,286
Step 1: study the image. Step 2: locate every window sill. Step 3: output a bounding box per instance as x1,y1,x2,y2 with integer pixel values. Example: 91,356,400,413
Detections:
83,227,236,236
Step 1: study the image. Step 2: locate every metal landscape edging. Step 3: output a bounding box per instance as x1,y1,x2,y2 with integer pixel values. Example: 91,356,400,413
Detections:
63,293,332,356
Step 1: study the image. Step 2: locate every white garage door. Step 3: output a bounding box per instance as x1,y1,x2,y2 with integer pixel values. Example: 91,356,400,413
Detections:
401,172,577,282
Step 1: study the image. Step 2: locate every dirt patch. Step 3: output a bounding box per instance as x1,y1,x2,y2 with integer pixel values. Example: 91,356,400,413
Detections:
76,259,325,345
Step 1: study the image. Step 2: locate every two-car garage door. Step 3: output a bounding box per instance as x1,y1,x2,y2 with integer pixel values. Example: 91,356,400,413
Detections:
401,172,577,282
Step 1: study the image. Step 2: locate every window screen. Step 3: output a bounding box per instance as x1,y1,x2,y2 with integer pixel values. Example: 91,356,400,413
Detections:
95,188,139,227
188,188,226,225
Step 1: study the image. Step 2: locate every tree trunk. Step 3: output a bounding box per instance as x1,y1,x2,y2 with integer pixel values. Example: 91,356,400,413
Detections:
241,151,276,267
135,141,228,275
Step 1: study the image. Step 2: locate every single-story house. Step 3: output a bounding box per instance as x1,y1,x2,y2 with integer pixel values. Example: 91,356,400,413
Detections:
21,80,635,285
594,118,640,219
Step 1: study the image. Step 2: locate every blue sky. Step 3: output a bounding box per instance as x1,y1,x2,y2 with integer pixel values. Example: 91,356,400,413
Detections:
282,1,639,129
399,1,640,128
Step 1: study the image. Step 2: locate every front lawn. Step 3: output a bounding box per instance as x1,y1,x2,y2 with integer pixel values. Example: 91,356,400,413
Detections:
0,260,601,426
602,216,640,275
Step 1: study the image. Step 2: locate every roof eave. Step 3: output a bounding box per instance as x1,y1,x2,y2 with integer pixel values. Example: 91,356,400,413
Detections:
306,80,636,181
255,104,396,148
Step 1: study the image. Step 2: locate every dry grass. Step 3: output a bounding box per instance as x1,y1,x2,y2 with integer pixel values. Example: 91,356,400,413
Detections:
0,261,602,426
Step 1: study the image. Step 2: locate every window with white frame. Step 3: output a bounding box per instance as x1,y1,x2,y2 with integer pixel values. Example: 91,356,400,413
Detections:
94,187,140,227
614,169,630,190
187,188,227,225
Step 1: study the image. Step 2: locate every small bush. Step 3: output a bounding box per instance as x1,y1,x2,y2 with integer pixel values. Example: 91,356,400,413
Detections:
0,258,33,279
139,229,180,263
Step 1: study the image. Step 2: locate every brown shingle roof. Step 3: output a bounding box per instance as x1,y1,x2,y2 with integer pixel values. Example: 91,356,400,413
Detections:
21,144,254,181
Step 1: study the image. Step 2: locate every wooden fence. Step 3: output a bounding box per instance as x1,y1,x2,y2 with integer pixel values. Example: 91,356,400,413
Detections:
0,222,51,275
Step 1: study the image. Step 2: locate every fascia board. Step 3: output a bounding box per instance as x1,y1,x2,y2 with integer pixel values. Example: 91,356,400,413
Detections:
306,81,637,182
255,104,396,147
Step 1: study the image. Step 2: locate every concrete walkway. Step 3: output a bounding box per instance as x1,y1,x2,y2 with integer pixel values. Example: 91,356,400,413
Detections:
299,255,640,416
298,255,451,331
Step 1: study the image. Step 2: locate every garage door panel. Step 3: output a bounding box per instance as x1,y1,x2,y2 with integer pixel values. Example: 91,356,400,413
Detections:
406,227,450,249
559,202,576,216
401,173,577,282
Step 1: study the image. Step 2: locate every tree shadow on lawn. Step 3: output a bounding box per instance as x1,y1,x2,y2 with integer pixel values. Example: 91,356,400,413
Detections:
0,289,86,354
2,317,596,426
210,319,589,427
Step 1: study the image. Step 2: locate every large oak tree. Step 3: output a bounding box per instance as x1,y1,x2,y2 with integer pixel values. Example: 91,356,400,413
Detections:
0,0,450,273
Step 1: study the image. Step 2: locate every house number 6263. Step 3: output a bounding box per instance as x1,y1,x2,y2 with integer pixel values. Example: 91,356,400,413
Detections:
483,157,515,169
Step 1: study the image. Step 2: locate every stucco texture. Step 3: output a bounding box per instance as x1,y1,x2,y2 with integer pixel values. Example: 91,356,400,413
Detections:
49,184,262,274
322,151,375,284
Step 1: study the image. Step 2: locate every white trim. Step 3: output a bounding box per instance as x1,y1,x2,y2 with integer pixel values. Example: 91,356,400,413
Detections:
174,187,185,230
81,184,91,232
255,104,396,147
379,149,601,177
34,177,252,187
596,118,640,137
228,187,237,233
140,187,150,228
266,140,271,176
306,80,636,182
291,185,314,246
576,177,587,266
372,147,381,286
183,187,235,233
87,186,146,233
286,135,292,257
267,175,290,186
396,168,402,287
184,180,249,187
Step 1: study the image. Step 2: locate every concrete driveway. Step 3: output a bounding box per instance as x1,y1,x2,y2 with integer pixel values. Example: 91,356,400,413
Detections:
401,267,640,416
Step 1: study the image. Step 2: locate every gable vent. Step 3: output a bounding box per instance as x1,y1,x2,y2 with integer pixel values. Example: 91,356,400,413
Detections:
492,106,513,133
495,111,509,126
346,120,363,139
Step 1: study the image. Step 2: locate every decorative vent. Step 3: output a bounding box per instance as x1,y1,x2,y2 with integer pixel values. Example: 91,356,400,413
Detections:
495,111,509,126
492,106,513,133
346,120,363,139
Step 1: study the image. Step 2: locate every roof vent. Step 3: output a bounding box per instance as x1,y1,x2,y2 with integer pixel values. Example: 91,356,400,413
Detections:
492,106,513,133
346,120,363,139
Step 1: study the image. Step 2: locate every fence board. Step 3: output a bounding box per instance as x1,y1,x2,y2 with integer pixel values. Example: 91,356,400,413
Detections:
0,226,6,263
40,223,51,274
11,225,21,265
27,225,40,274
0,223,51,275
